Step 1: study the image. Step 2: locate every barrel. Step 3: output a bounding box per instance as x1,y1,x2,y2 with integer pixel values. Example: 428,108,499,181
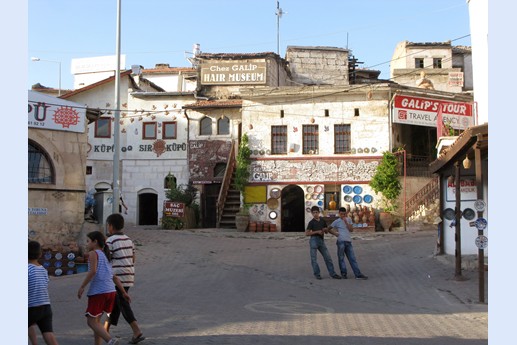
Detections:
249,222,257,232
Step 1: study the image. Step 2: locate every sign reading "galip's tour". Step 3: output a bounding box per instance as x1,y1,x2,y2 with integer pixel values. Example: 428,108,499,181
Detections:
392,95,473,129
200,60,267,85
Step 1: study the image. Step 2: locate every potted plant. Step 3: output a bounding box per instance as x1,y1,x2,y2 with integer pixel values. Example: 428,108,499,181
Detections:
234,134,252,231
369,150,402,231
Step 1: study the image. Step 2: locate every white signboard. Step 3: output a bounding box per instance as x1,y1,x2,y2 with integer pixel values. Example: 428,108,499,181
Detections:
446,177,477,201
393,95,473,129
71,55,126,74
28,91,86,133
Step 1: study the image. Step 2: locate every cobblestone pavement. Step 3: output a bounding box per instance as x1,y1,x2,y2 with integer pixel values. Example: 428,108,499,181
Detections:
39,227,487,345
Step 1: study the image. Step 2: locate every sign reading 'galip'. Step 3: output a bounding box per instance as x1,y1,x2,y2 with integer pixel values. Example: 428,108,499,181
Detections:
200,60,267,85
393,95,473,129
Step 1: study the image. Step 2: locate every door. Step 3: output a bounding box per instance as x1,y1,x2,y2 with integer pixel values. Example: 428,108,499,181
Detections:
281,184,305,232
138,193,158,225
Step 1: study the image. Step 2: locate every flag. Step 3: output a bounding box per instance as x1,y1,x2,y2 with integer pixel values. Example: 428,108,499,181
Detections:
436,107,447,139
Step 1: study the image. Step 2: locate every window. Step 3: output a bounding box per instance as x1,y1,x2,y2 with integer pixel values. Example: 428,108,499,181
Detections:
334,124,351,154
163,122,177,139
164,173,176,188
143,122,157,139
271,125,287,154
28,141,54,184
86,166,92,175
200,116,212,135
214,163,227,177
415,58,424,68
302,125,319,154
95,117,111,138
217,116,230,135
433,58,442,69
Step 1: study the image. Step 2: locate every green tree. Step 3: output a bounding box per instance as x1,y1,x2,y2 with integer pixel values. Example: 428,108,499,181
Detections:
234,133,251,193
369,151,402,213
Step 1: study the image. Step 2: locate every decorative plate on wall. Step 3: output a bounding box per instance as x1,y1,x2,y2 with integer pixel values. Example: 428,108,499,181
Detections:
343,185,353,194
270,188,281,199
443,208,455,221
462,208,476,221
269,211,278,219
363,194,373,203
314,185,323,193
353,186,363,194
353,195,363,204
55,253,63,260
344,195,353,202
67,253,75,261
307,186,314,193
54,269,62,276
267,198,279,210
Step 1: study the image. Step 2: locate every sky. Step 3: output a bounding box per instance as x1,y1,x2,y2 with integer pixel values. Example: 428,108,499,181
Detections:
28,0,472,91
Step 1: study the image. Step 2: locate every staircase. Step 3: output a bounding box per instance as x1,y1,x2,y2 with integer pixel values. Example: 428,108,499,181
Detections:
405,176,440,229
216,141,240,228
218,170,240,228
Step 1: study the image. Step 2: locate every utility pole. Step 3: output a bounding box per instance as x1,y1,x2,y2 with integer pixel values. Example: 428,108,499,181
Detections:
112,0,122,215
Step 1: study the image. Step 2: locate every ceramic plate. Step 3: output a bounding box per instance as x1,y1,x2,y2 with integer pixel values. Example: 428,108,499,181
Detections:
54,269,62,276
351,148,356,154
312,193,318,200
43,261,51,268
306,207,312,213
474,200,486,212
343,185,353,194
269,211,278,220
66,270,74,275
55,252,62,260
364,147,370,153
44,252,52,260
353,195,363,204
307,186,314,193
67,253,75,261
353,186,363,194
67,261,75,268
306,201,312,206
462,208,476,220
305,193,312,200
267,198,279,210
357,148,363,153
363,194,373,203
317,194,323,200
270,188,281,199
371,147,377,153
344,195,353,202
443,208,455,221
314,185,323,193
54,261,62,268
317,200,323,206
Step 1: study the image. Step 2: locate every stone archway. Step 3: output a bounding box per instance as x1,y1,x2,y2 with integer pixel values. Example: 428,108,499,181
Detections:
137,188,158,225
280,184,305,232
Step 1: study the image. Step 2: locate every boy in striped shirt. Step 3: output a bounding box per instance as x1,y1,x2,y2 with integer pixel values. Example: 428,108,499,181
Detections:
104,213,145,344
28,240,59,345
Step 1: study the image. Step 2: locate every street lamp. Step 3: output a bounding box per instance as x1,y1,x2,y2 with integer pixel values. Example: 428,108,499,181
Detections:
31,57,62,96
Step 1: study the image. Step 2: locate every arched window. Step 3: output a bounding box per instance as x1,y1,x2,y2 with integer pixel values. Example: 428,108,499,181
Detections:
28,141,54,184
164,173,176,189
217,116,230,135
200,116,212,135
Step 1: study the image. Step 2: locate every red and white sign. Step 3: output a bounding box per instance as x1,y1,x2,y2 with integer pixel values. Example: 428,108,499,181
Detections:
163,201,185,217
393,95,473,129
446,177,477,201
28,91,86,133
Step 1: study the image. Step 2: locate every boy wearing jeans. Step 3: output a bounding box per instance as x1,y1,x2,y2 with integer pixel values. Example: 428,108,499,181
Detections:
305,206,341,280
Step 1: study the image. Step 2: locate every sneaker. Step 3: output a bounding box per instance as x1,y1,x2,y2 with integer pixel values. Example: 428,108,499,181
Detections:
315,275,322,280
107,339,119,345
341,274,348,279
331,274,342,279
355,274,368,280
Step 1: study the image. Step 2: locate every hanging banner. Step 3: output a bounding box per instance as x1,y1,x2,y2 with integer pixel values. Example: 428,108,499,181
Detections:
392,94,473,129
28,90,86,133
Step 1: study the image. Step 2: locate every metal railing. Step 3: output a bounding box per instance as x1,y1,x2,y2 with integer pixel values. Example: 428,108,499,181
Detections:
405,176,439,223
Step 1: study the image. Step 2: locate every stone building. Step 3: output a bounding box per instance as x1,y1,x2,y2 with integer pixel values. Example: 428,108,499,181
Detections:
390,41,473,93
60,44,474,232
28,91,100,248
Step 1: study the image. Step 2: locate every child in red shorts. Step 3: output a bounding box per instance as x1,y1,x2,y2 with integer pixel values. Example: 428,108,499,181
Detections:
78,231,129,345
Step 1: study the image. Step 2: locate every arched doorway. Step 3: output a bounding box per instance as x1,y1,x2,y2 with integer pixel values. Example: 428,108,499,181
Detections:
281,184,305,232
138,189,158,225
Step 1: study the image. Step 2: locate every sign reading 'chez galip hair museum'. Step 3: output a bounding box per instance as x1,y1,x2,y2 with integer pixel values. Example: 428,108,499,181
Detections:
200,60,267,85
393,95,473,129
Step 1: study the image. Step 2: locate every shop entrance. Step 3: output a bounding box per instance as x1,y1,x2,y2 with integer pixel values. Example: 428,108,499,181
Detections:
281,184,305,232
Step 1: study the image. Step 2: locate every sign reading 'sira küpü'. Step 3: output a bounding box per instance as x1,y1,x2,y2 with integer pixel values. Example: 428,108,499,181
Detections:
200,60,267,85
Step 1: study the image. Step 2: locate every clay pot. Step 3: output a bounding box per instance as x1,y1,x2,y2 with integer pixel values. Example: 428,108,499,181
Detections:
379,212,393,231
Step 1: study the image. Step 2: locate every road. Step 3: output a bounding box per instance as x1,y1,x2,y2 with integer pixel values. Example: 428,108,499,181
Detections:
38,227,488,345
